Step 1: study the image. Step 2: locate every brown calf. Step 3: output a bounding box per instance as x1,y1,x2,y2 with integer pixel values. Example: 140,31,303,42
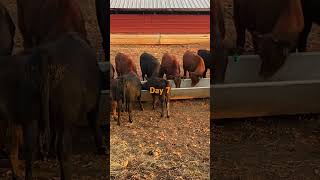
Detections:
16,0,88,48
115,52,138,77
183,51,205,87
233,0,304,78
159,53,181,88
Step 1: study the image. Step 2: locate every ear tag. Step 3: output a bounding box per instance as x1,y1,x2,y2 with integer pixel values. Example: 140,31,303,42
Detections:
233,53,240,62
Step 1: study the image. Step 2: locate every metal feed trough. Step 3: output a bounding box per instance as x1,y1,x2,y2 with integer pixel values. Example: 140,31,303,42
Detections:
212,52,320,119
100,77,210,101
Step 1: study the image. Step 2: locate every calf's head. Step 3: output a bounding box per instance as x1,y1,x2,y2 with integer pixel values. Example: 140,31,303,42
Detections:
254,33,291,78
167,75,181,88
190,72,201,87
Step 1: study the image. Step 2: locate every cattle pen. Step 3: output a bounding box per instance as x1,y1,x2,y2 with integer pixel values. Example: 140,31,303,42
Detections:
109,47,210,179
109,0,210,179
212,0,320,179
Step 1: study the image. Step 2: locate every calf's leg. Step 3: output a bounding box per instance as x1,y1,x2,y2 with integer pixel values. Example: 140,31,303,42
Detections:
203,68,207,78
88,107,105,154
152,95,156,110
128,101,133,123
24,120,37,180
117,100,121,126
160,96,164,118
298,19,312,52
166,95,170,118
138,95,144,111
57,129,72,180
0,119,8,158
10,124,23,179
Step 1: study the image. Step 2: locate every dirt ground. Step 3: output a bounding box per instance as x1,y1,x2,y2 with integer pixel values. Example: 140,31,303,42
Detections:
212,0,320,179
110,44,210,179
110,99,210,179
0,0,107,179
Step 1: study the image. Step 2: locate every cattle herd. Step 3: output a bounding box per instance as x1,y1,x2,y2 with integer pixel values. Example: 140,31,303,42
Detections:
211,0,320,83
110,49,210,125
0,0,107,179
0,0,319,178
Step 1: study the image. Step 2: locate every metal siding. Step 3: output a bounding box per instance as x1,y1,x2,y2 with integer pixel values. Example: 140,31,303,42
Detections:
110,0,210,9
110,14,209,33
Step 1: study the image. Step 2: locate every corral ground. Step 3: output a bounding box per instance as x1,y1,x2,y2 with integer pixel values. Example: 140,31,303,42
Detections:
212,116,320,179
212,0,320,179
110,44,210,179
0,0,107,179
111,99,210,179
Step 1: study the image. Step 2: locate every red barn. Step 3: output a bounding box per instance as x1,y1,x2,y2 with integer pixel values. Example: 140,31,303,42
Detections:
110,0,210,34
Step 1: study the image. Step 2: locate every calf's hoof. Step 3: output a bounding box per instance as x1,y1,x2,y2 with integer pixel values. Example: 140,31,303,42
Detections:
167,115,170,118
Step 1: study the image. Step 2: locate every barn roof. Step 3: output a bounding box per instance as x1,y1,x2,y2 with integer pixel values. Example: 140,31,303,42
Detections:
110,0,210,12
